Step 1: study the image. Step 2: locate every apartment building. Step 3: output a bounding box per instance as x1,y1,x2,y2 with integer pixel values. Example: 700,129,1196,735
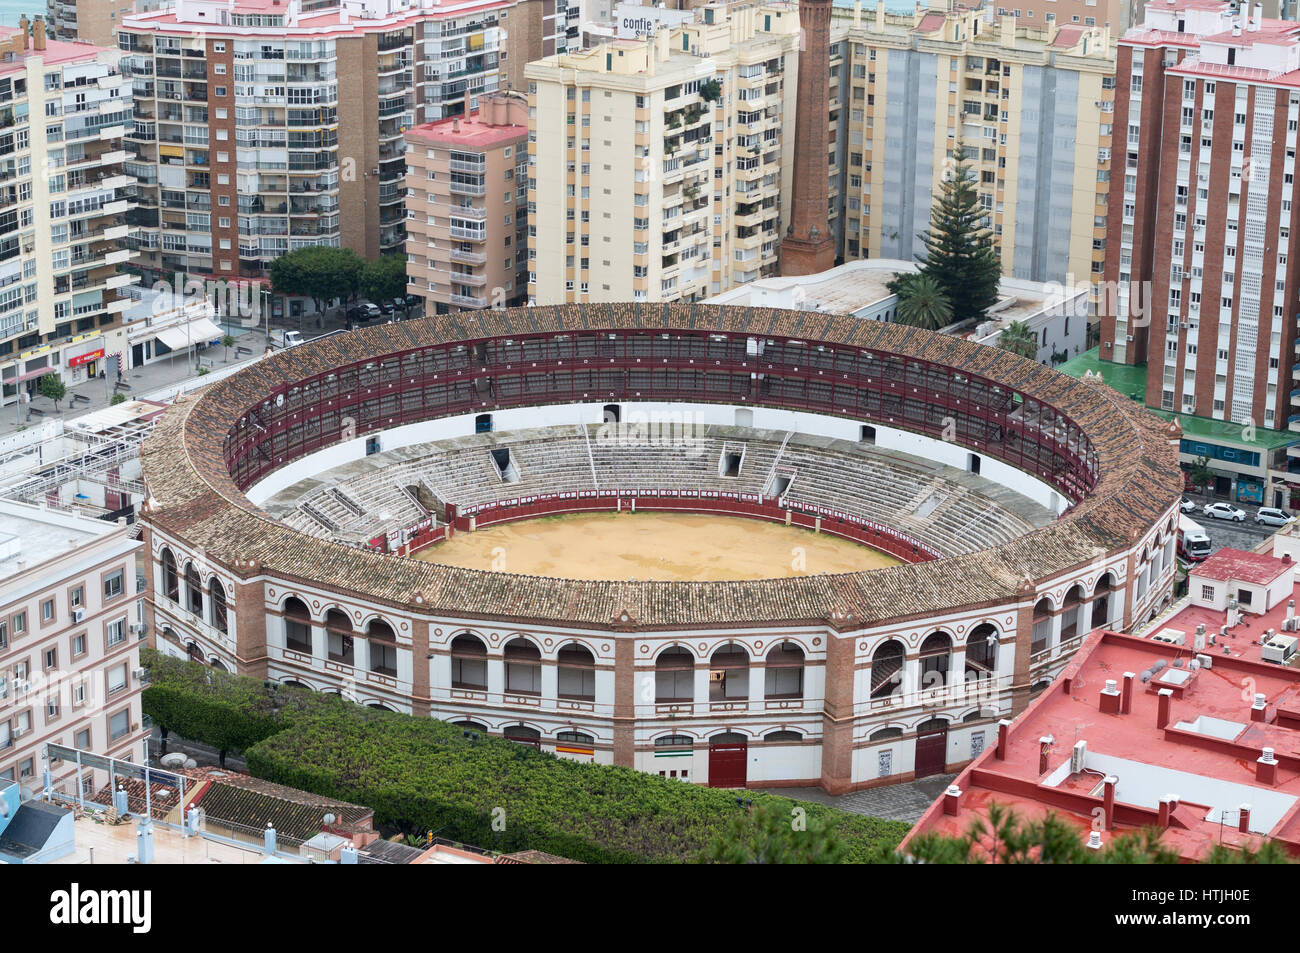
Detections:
405,91,529,313
1100,0,1300,439
827,4,1114,287
0,501,148,796
48,0,141,47
116,0,514,281
990,0,1142,33
526,1,800,305
0,18,138,414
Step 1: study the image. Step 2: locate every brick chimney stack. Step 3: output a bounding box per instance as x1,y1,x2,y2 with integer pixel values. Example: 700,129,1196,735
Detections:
32,15,45,52
18,14,28,50
780,0,836,276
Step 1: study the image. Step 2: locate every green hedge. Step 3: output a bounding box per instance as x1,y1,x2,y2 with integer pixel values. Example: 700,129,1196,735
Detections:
142,650,909,863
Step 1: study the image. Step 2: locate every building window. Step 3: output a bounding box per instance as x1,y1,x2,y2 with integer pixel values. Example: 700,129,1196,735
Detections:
109,708,130,741
104,569,124,600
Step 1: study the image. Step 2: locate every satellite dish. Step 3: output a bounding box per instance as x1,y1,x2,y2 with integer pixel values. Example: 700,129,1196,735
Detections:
323,813,336,826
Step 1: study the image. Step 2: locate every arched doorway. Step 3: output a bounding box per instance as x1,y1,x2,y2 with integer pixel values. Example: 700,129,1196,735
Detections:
914,717,949,779
708,731,748,788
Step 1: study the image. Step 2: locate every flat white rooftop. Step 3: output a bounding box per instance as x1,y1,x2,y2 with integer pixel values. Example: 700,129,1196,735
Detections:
0,500,115,581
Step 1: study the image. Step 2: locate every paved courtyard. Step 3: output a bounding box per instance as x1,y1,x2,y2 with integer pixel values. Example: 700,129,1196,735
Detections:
784,773,957,824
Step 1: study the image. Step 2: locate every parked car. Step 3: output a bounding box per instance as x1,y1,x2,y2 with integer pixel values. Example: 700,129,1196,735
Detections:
1180,498,1199,513
1255,507,1296,527
404,293,422,311
268,329,303,349
392,297,408,313
377,300,395,315
347,303,381,322
1203,502,1246,522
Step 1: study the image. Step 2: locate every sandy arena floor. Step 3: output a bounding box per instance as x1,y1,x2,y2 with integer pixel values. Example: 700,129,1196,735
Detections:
414,511,901,581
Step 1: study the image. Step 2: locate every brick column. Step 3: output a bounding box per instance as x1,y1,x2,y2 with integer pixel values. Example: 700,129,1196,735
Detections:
819,630,856,794
233,576,267,679
612,635,636,768
410,618,431,718
780,0,836,276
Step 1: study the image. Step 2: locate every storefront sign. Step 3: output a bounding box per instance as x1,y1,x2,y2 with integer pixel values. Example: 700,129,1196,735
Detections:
68,349,105,368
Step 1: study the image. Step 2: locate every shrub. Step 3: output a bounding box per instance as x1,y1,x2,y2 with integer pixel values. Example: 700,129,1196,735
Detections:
142,650,908,862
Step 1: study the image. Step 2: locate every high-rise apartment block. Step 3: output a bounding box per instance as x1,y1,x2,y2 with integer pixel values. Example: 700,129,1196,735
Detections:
1101,0,1300,433
828,4,1115,287
48,0,141,48
116,0,516,280
404,90,529,312
0,18,137,412
526,1,800,304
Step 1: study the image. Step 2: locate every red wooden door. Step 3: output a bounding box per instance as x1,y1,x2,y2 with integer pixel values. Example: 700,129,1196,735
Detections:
914,722,949,779
708,741,748,788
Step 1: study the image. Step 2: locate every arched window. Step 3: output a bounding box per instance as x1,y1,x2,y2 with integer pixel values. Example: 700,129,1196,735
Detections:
503,638,541,695
209,579,228,635
1031,597,1053,655
185,563,203,616
1093,574,1114,630
161,548,179,603
869,726,903,742
556,729,595,745
209,658,227,672
368,619,397,677
764,641,804,699
453,720,487,734
557,643,596,700
366,702,394,712
870,641,904,699
325,609,354,665
709,642,749,702
655,646,694,703
966,623,998,677
1060,585,1084,643
919,632,952,689
654,734,694,749
450,633,487,689
283,597,311,653
764,729,802,743
504,724,541,747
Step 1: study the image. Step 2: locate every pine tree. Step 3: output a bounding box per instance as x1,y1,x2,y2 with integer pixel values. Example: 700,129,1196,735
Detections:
916,143,1002,325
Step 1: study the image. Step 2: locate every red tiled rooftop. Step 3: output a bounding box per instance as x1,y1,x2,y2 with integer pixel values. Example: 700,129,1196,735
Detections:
1050,26,1086,48
1192,548,1293,586
407,114,527,149
0,28,113,73
905,629,1300,861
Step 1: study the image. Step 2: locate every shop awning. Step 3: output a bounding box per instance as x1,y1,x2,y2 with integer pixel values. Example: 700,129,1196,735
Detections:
154,317,223,351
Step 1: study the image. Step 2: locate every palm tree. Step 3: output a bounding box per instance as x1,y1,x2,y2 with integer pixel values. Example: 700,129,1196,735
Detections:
892,273,952,331
998,320,1039,360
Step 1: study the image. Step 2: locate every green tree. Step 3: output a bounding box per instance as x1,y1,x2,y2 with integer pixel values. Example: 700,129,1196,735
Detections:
890,273,953,331
37,372,67,410
998,319,1039,360
699,78,723,103
269,246,364,314
358,254,408,308
221,333,235,362
1187,455,1215,502
915,143,1002,325
700,801,849,864
110,392,127,406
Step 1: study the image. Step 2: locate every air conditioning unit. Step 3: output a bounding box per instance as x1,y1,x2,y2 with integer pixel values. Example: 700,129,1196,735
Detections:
1071,739,1088,774
129,623,147,635
12,727,24,739
1150,628,1187,646
132,667,147,681
72,609,86,623
1262,633,1299,665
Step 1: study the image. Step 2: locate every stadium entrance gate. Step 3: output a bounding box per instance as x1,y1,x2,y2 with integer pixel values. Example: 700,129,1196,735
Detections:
913,718,949,778
708,733,748,788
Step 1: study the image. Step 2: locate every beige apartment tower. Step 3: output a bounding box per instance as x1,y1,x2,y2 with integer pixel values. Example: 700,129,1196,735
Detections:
405,91,530,313
526,2,801,305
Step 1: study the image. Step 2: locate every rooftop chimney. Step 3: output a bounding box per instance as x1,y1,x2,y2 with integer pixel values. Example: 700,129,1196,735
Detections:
995,718,1011,760
942,785,961,816
32,16,44,52
1086,831,1103,850
1099,678,1121,715
1251,692,1268,723
1157,688,1173,729
1102,775,1117,830
18,14,28,50
1121,671,1135,714
1238,804,1252,834
1257,747,1278,785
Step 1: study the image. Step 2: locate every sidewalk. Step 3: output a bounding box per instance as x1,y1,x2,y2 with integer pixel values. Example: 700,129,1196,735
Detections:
0,326,270,438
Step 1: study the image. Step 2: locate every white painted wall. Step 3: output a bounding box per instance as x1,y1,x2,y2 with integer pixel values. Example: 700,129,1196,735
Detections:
246,401,1070,514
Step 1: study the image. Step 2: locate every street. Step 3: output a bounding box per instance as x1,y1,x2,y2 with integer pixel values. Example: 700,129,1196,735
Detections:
1183,497,1289,555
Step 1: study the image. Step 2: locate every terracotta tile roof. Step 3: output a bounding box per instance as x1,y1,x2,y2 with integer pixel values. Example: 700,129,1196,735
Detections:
140,305,1183,629
183,768,372,842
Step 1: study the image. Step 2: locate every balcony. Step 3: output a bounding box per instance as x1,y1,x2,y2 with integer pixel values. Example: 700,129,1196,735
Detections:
450,293,488,309
449,226,485,241
448,179,487,197
437,268,487,287
449,248,487,265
